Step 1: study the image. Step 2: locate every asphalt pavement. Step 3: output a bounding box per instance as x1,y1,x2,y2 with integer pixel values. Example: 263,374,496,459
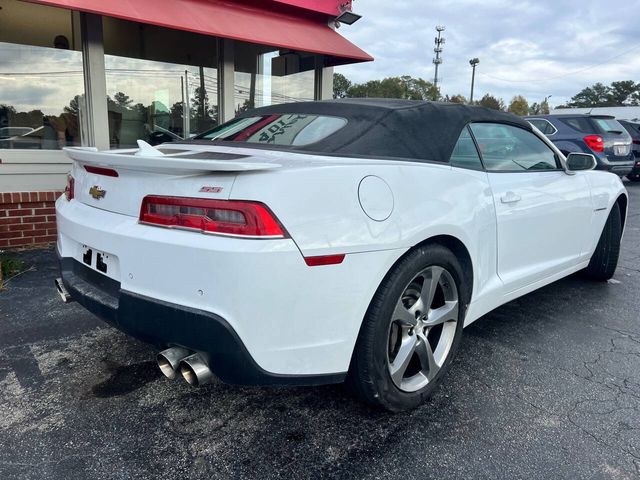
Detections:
1,181,639,480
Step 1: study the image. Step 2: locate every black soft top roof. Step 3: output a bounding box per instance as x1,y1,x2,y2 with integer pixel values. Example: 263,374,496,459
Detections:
200,99,533,163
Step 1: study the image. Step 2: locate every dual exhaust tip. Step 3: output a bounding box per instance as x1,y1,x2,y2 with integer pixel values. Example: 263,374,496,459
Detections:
54,278,73,303
157,347,214,386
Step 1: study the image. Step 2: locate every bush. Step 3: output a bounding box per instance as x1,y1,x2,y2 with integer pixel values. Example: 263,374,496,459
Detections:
0,253,24,279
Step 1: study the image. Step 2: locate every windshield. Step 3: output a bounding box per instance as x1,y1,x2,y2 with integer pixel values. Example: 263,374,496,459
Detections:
195,114,348,146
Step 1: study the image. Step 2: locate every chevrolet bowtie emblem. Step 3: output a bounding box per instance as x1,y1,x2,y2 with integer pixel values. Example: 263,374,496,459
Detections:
89,186,106,200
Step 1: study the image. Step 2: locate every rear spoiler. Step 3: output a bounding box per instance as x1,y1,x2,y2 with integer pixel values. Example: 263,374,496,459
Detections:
64,140,281,174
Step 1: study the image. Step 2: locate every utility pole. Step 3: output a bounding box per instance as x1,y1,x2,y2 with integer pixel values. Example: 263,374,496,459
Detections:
469,58,479,104
433,26,445,90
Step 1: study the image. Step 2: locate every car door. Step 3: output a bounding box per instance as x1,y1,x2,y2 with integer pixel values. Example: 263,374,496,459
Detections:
469,122,593,293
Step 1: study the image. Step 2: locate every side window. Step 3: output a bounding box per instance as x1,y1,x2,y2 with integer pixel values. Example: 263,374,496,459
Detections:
450,126,483,170
469,123,560,172
559,117,592,133
527,119,556,135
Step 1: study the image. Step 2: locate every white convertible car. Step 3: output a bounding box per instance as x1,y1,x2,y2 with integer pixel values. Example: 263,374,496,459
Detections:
55,99,627,411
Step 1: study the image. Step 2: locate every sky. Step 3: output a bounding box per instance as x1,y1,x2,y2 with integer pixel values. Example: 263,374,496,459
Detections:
2,0,639,119
335,0,640,107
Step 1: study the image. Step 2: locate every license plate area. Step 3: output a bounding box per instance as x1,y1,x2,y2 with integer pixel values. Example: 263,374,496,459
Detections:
614,144,630,156
79,245,120,280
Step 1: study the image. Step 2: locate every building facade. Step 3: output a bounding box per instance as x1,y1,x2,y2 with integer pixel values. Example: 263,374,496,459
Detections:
0,0,371,248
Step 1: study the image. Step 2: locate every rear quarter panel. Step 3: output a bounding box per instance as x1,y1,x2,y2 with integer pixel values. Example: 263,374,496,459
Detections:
229,160,499,310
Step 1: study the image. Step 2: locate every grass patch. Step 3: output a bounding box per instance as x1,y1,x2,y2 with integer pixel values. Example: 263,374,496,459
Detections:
0,253,24,279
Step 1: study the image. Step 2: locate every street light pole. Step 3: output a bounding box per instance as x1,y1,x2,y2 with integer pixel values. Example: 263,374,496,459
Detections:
469,58,479,104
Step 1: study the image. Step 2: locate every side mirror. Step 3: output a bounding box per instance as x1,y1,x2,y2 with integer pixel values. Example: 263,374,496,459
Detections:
566,152,597,171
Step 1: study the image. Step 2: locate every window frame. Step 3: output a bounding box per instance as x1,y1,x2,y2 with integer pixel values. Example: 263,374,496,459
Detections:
467,121,564,174
449,125,486,171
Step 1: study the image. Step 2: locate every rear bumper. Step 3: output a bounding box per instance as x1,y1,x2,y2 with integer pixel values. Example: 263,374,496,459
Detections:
59,253,345,386
56,197,404,382
597,158,634,176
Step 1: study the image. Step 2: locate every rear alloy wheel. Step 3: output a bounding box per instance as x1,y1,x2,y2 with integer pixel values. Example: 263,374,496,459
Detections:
347,245,468,411
387,266,458,392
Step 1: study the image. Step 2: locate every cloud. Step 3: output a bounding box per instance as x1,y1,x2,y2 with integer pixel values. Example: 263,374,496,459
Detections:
337,0,640,106
0,43,84,114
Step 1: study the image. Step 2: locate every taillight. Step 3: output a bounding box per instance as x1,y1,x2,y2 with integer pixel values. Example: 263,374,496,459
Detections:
139,196,287,239
84,165,119,177
584,134,604,153
633,139,640,145
64,174,75,201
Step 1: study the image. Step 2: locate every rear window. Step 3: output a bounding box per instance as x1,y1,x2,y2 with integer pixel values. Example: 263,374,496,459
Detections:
196,114,347,146
592,118,625,134
559,116,626,135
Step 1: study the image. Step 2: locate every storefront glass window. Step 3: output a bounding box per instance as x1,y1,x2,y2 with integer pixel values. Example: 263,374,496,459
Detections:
103,18,218,148
0,0,85,150
235,44,315,115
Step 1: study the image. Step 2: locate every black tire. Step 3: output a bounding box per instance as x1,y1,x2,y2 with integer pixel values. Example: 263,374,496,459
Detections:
626,174,640,182
346,244,469,412
582,202,622,281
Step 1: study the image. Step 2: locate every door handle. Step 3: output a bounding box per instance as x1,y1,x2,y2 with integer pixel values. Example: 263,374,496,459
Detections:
501,191,521,204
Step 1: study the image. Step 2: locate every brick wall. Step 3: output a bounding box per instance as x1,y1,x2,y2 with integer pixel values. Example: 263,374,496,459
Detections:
0,191,62,249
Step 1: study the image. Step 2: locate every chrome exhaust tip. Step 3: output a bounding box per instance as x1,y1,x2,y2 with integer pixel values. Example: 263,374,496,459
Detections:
54,278,73,303
180,353,214,386
157,347,192,379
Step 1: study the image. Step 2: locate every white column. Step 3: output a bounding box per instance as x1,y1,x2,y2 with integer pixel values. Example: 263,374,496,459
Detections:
80,13,109,150
218,39,235,122
314,55,334,100
321,66,334,100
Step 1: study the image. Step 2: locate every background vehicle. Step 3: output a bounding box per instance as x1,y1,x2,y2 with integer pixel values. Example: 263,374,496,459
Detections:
0,126,33,139
526,114,634,176
618,120,640,181
56,100,628,411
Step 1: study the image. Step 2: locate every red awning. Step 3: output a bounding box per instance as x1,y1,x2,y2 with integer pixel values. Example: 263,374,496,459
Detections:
27,0,373,66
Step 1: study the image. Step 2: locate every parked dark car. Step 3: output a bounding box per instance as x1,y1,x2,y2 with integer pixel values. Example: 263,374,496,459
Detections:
618,120,640,182
526,114,634,177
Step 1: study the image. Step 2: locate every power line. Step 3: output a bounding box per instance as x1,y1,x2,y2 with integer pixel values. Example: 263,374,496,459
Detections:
478,41,640,84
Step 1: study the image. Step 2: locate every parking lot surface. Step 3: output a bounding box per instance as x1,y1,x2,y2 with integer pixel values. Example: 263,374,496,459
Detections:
1,182,639,480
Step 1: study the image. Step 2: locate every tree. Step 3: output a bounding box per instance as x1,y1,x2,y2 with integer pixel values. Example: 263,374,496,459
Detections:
191,87,217,131
170,101,184,135
113,92,133,109
539,97,551,114
564,80,640,107
477,94,505,111
608,80,639,106
333,73,352,99
567,82,612,107
346,75,439,101
399,76,440,101
64,95,85,116
447,94,467,104
235,99,252,115
507,95,529,116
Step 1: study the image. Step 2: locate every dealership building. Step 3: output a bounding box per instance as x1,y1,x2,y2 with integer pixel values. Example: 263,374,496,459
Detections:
0,0,371,248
